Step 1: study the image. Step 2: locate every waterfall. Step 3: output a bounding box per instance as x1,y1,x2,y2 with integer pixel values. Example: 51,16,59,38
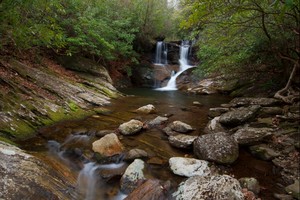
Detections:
156,41,194,91
154,41,168,65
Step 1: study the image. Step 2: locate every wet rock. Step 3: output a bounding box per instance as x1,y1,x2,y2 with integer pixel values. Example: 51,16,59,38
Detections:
193,132,239,164
204,116,227,134
99,163,128,182
95,130,115,137
169,157,212,177
172,175,244,200
92,133,124,157
147,116,168,127
285,180,300,200
233,127,273,145
0,141,75,199
125,179,171,200
229,97,280,107
274,193,294,200
119,119,143,135
147,157,167,165
208,107,230,118
219,105,261,126
135,104,156,114
120,159,146,194
192,101,203,106
249,144,280,160
169,120,194,133
162,126,177,136
259,107,283,117
125,149,148,161
239,177,260,195
168,134,197,149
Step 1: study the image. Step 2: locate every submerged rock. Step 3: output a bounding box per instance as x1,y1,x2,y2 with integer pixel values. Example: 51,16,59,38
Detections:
119,119,144,135
172,175,244,200
147,116,168,127
168,134,197,149
125,149,148,161
120,159,146,194
135,104,156,114
249,144,280,161
169,120,194,133
239,177,260,195
169,157,212,177
0,141,75,199
233,127,273,145
193,132,239,164
92,133,124,157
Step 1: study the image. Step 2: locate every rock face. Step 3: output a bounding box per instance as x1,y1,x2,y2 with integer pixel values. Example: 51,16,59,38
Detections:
135,104,156,114
92,133,124,157
233,127,273,145
119,120,144,135
0,141,75,199
193,132,239,164
120,159,146,194
169,157,212,177
219,105,260,126
168,134,197,149
172,175,244,200
169,121,194,133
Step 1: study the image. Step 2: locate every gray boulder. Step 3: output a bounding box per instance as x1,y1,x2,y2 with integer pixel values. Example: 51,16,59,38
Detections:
125,149,148,161
147,116,168,127
172,175,244,200
208,107,230,118
168,134,197,149
239,177,260,195
119,119,143,135
169,121,194,133
135,104,156,114
204,116,227,134
193,132,239,164
249,144,280,160
233,127,273,145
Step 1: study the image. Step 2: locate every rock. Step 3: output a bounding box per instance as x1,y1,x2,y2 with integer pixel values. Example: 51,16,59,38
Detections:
274,193,294,200
193,132,239,164
285,180,300,200
119,119,144,135
172,175,244,200
147,116,168,127
249,144,280,160
95,130,115,137
204,116,227,134
169,157,212,177
233,127,273,145
0,141,75,199
192,101,203,106
162,126,177,136
135,104,156,114
92,133,124,157
120,159,146,194
208,107,230,118
168,134,197,149
259,107,283,117
147,157,167,165
125,179,171,200
99,164,128,182
229,97,280,107
219,105,260,126
169,120,194,133
125,149,148,160
239,177,260,195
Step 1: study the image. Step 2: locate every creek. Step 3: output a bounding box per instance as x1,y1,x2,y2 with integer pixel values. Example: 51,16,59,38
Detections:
17,88,283,199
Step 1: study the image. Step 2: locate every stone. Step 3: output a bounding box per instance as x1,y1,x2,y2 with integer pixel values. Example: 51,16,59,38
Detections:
219,105,261,126
204,116,227,134
239,177,260,195
259,107,283,117
208,107,230,118
274,193,294,200
95,130,115,137
168,134,197,149
192,101,203,106
125,149,148,160
120,159,146,194
135,104,156,114
162,126,177,136
125,179,171,200
172,175,244,200
249,144,280,160
285,180,300,200
233,127,273,145
119,119,143,135
193,132,239,164
169,120,194,133
147,116,168,127
229,97,280,107
92,133,124,157
0,141,75,199
169,157,212,177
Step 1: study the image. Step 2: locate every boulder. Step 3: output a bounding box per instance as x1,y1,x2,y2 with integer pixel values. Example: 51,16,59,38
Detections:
249,144,280,160
168,134,197,149
147,116,168,127
204,116,227,134
193,132,239,164
239,177,260,195
135,104,156,114
169,157,212,177
229,97,280,107
162,126,177,136
285,180,300,200
120,159,146,194
208,107,230,118
119,119,143,135
233,127,273,145
169,121,194,133
258,107,283,117
0,141,75,199
172,175,244,200
125,149,148,161
219,105,260,126
125,179,171,200
92,133,124,157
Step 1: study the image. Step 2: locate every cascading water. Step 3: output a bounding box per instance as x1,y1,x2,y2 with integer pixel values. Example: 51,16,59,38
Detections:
154,41,168,65
156,41,194,91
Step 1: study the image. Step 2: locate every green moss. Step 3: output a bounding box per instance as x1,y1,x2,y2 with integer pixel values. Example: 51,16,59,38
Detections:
1,119,36,140
68,101,79,112
0,136,17,145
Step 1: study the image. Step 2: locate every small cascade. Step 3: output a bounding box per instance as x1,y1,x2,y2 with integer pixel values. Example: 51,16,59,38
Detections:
154,41,168,65
156,41,194,91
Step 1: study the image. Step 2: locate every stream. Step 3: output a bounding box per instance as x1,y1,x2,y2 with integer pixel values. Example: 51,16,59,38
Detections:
17,88,283,199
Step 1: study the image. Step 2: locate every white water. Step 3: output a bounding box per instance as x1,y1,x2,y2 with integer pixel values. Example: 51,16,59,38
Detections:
154,41,167,65
156,41,194,91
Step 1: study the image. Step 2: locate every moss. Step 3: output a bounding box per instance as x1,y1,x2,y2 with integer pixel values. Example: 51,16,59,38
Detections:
0,136,17,145
1,119,36,140
68,101,79,112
